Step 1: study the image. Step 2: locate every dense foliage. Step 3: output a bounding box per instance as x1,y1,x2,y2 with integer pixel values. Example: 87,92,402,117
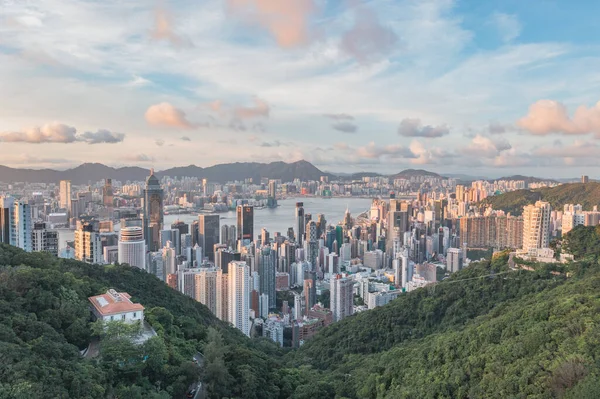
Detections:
284,252,600,398
0,244,283,398
480,182,600,215
562,225,600,261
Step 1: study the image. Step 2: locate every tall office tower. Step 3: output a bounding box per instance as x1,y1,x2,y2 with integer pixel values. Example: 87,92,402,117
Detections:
303,270,316,315
160,228,180,255
260,228,270,245
103,179,114,208
446,248,463,273
171,220,189,237
196,268,218,315
582,175,589,184
237,205,254,243
228,261,251,336
400,251,411,288
75,222,102,264
31,222,58,256
12,200,32,252
280,241,296,274
202,178,208,196
190,220,199,246
343,207,353,230
522,201,552,253
267,180,277,208
325,228,336,253
118,226,146,269
228,225,236,247
316,214,327,238
306,220,318,269
295,202,305,245
199,214,220,262
287,227,295,242
215,248,240,269
257,246,276,309
216,267,229,321
0,196,14,244
162,241,177,279
330,275,354,322
221,224,230,247
143,169,164,252
59,180,71,212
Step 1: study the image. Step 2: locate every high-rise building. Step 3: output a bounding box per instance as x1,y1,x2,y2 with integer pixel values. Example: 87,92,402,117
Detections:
303,270,316,315
237,205,254,243
12,200,32,252
0,196,14,245
103,179,114,208
306,220,318,268
31,221,58,256
330,275,354,322
199,214,220,262
196,268,218,315
267,180,277,208
228,261,250,336
161,241,177,279
446,248,463,273
316,214,327,238
75,222,102,264
257,246,276,309
118,226,146,269
261,228,270,245
295,202,305,245
582,175,589,184
143,169,164,252
59,180,71,212
522,201,552,253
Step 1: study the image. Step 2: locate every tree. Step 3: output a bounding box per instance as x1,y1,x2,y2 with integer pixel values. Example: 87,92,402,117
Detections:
203,327,233,399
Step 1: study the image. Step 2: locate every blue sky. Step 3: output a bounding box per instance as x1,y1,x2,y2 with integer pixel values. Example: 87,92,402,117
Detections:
0,0,600,178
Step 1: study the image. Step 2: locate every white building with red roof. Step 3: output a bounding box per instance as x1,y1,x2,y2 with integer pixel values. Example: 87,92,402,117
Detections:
88,289,145,323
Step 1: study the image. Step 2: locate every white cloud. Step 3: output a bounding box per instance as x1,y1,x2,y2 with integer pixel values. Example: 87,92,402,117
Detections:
145,102,196,129
0,123,125,144
491,12,521,43
518,100,600,136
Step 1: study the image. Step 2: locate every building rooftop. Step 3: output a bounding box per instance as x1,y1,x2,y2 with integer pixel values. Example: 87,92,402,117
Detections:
88,289,144,316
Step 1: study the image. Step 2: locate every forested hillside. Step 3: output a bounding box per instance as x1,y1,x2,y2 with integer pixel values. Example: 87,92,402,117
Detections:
480,182,600,215
287,252,600,398
0,244,283,399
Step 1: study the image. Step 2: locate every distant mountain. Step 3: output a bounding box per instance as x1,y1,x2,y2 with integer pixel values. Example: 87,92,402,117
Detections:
0,160,333,185
480,182,600,215
390,169,444,180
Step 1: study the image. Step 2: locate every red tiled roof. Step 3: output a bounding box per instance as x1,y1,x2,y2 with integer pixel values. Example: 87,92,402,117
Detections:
88,290,144,316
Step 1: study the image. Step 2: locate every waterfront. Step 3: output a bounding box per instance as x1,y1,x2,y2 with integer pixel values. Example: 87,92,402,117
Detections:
58,197,374,249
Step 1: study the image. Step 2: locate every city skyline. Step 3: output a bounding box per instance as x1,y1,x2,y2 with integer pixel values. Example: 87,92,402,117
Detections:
1,1,600,176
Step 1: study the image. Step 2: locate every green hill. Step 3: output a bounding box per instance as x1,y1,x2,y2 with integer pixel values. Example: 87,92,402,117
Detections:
284,253,600,398
480,182,600,215
0,244,283,399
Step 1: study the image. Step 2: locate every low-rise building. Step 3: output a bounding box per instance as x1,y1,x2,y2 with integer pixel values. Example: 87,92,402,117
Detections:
88,289,145,324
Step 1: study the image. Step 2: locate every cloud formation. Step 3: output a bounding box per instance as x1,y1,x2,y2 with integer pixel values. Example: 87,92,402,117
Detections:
491,12,521,43
145,102,195,129
324,113,357,133
226,0,316,48
0,123,125,144
517,100,600,136
233,98,270,119
459,134,512,158
357,142,415,159
150,6,183,45
180,136,191,141
341,6,399,62
127,153,155,163
398,118,449,138
155,139,165,146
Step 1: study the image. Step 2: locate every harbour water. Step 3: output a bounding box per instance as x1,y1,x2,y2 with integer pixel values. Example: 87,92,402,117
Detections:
58,197,374,249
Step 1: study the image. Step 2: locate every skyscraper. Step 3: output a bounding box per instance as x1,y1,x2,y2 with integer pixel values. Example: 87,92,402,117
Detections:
196,268,218,315
103,178,113,208
303,270,316,315
0,196,14,245
199,214,220,262
295,202,305,245
306,220,318,268
31,222,58,256
257,246,276,309
12,200,32,252
446,248,463,273
75,222,102,264
59,180,71,212
330,275,354,322
118,226,146,269
143,169,164,252
267,180,277,208
522,201,552,253
228,261,250,336
237,205,254,243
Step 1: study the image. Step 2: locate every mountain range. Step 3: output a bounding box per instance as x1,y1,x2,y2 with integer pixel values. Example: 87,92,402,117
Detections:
0,161,449,185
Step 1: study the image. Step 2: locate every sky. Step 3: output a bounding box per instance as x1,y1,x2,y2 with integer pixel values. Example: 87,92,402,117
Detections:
1,0,600,178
